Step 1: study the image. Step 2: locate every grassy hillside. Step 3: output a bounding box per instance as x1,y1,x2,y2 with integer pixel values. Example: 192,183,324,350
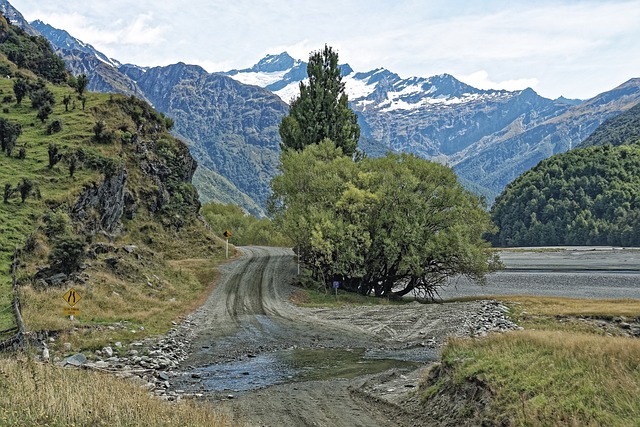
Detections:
0,49,226,349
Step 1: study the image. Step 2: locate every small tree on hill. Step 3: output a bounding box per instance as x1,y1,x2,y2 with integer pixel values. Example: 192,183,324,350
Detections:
48,143,62,168
13,78,29,105
67,153,78,178
49,236,86,275
3,182,14,203
17,177,33,203
279,45,360,157
37,102,52,122
75,74,88,96
62,94,71,111
29,86,55,110
0,117,22,156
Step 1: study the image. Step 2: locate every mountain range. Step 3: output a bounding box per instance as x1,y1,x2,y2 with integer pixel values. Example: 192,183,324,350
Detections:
4,0,639,213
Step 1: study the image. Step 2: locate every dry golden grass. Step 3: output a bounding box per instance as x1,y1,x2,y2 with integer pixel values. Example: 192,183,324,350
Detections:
0,355,236,427
19,255,222,353
441,330,640,426
497,295,640,318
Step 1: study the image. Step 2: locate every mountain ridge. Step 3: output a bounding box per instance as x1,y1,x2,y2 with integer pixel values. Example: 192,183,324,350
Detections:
17,7,640,210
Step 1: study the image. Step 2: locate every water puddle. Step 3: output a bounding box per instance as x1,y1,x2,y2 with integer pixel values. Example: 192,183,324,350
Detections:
184,347,423,395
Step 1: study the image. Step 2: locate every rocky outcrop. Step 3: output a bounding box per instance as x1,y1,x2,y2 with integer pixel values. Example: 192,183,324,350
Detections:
70,168,130,236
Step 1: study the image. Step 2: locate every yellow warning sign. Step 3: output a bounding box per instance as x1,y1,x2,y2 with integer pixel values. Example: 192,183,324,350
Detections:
63,307,80,316
63,288,81,307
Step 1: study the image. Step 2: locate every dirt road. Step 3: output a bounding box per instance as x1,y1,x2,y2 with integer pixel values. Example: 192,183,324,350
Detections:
173,247,518,427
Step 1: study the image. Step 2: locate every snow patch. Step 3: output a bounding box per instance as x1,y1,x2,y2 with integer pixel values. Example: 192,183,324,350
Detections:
274,81,303,104
231,70,289,87
344,75,377,100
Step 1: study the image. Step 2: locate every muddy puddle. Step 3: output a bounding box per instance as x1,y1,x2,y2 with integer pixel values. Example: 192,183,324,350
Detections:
180,347,428,396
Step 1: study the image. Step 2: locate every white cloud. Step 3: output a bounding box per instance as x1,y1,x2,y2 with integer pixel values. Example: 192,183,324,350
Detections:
457,71,539,93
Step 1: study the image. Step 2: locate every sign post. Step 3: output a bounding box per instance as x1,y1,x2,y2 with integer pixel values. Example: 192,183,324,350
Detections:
332,281,340,300
62,287,81,320
223,230,232,259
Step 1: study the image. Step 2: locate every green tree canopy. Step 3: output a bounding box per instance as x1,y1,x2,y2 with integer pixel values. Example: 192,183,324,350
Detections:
270,140,499,300
201,202,290,247
490,144,640,247
279,45,360,157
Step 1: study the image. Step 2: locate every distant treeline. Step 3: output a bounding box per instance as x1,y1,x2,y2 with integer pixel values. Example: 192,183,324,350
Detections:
490,143,640,247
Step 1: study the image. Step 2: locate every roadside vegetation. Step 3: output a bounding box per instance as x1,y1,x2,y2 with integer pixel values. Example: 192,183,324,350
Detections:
201,202,290,246
289,272,408,308
0,354,233,427
421,297,640,426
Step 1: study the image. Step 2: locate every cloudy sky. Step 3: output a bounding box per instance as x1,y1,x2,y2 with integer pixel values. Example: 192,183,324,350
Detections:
9,0,640,100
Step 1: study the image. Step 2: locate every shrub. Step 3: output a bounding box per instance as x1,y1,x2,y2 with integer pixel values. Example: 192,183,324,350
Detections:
93,120,116,144
48,236,86,275
46,119,63,135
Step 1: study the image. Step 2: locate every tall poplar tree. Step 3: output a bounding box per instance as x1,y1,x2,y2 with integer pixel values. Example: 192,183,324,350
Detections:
279,45,360,156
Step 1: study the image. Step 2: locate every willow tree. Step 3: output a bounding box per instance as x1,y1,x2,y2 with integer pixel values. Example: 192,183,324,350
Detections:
279,45,360,157
270,140,501,300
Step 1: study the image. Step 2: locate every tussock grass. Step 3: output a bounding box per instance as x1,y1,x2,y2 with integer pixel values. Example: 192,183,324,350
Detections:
0,355,234,427
500,295,640,319
440,330,640,426
19,255,220,353
496,296,640,335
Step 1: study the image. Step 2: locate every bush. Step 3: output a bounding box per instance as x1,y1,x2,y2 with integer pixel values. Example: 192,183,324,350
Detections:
43,211,71,238
48,236,86,275
29,86,55,110
48,143,62,169
46,119,63,135
93,120,116,144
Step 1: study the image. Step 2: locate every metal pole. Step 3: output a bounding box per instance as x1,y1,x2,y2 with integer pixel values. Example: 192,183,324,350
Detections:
225,238,229,259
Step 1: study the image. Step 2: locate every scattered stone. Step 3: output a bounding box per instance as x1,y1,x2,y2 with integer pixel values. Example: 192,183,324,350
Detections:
62,353,87,367
47,273,68,286
102,346,114,357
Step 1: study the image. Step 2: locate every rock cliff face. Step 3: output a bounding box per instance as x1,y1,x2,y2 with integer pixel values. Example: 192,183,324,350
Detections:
71,168,129,236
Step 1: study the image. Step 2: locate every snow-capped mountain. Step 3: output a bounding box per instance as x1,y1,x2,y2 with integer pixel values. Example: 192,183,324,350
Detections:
223,52,640,201
17,7,640,209
30,19,121,68
224,52,511,111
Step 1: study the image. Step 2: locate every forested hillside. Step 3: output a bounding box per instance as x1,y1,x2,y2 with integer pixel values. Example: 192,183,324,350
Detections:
490,144,640,247
578,102,640,148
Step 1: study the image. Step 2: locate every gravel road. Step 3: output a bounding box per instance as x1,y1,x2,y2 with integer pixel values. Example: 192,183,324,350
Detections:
172,247,520,427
